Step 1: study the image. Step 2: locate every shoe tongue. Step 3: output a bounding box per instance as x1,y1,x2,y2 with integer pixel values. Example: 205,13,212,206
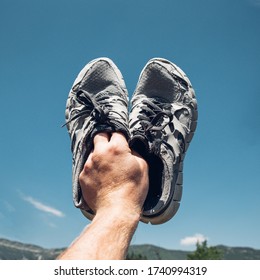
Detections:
129,135,149,159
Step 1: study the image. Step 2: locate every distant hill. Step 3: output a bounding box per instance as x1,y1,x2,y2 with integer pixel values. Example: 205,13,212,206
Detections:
216,245,260,260
128,244,260,260
0,238,260,260
0,238,64,260
127,244,191,260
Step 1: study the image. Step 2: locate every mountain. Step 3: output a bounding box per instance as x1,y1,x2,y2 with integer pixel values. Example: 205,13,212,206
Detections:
0,238,260,260
0,238,64,260
128,244,260,260
127,244,191,260
216,245,260,260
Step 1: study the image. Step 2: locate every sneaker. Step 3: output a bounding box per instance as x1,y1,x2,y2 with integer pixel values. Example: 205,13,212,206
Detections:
129,58,198,224
64,57,129,220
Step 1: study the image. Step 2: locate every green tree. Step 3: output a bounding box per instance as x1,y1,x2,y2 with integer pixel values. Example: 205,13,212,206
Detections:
187,240,223,260
126,252,147,260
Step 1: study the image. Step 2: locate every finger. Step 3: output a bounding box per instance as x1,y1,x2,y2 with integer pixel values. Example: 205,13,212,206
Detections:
110,132,129,147
110,132,127,141
93,132,110,148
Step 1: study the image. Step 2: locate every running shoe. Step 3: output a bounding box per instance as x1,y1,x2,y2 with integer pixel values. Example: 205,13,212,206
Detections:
129,58,198,224
64,57,129,220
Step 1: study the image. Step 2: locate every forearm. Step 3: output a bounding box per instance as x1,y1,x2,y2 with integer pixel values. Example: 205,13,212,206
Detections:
58,207,140,260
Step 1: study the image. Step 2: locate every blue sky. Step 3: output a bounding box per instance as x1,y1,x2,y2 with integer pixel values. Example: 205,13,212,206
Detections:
0,0,259,251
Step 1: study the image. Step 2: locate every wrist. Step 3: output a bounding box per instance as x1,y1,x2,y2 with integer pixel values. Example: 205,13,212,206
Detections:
95,204,141,226
90,181,146,223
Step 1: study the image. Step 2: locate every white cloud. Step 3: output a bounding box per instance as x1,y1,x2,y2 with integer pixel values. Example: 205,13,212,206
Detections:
180,233,208,246
22,195,65,218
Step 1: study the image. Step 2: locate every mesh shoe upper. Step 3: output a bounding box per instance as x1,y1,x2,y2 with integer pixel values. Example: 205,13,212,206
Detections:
64,58,129,219
129,58,198,224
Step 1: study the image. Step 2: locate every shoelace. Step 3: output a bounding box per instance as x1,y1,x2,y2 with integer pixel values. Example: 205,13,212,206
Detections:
136,98,186,156
137,98,173,133
134,98,174,154
62,89,111,127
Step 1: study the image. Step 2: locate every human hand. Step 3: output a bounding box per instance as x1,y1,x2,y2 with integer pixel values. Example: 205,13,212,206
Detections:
79,132,149,219
58,133,149,260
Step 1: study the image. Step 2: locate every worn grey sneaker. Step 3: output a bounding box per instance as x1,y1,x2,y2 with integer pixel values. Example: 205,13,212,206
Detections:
129,58,198,224
64,57,129,220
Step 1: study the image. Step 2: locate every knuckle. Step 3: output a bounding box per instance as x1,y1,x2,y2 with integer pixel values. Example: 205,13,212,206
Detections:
92,142,122,160
79,169,87,186
78,171,85,184
81,157,93,175
91,150,104,164
107,142,123,155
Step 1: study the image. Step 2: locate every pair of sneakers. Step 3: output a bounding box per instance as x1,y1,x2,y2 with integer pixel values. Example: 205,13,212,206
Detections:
64,57,197,225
